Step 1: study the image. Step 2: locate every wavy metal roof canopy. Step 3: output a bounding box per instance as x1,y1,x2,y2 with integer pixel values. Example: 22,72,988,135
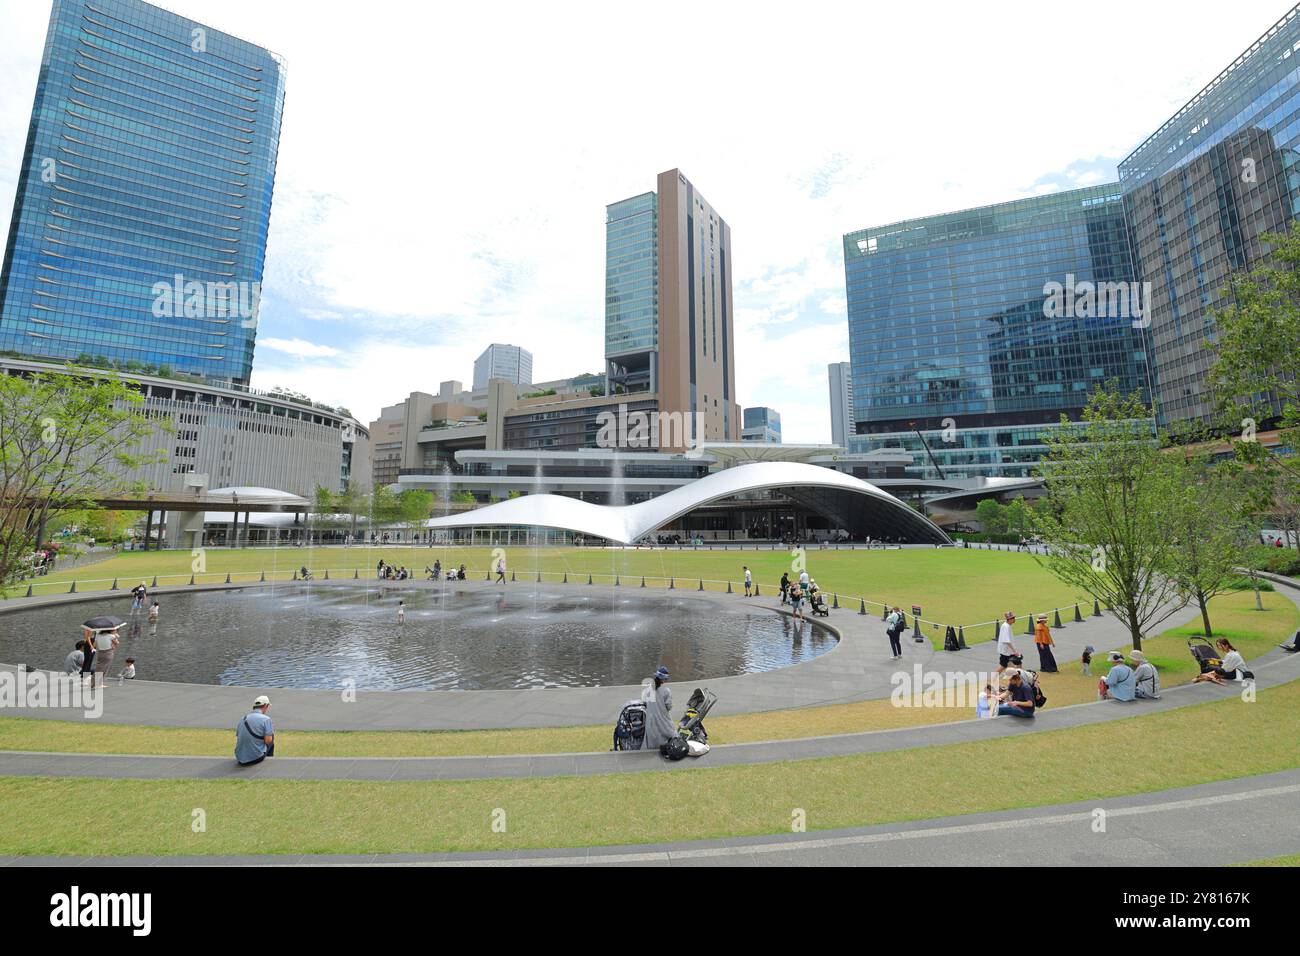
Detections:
424,461,951,545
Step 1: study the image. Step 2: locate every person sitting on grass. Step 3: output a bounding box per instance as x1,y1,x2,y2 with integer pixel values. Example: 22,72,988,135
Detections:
1192,638,1252,685
1100,651,1135,701
996,670,1036,718
1130,650,1160,699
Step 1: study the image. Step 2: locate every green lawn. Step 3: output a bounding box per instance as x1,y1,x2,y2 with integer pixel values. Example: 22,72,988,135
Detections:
2,588,1293,758
6,544,1097,638
0,677,1295,856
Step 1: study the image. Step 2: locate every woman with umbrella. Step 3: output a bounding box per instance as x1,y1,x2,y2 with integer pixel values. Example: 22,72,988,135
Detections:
83,616,124,689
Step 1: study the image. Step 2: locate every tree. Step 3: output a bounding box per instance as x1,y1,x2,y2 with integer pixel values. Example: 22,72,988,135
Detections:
975,499,1007,534
312,485,335,524
0,367,162,583
1164,450,1251,636
1207,220,1300,557
1032,386,1188,651
397,489,432,540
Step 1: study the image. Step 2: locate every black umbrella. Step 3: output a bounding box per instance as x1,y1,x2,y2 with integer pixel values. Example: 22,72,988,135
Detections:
82,616,124,630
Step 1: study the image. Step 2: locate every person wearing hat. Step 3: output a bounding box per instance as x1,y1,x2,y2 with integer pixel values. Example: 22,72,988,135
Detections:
1101,651,1136,701
996,612,1019,673
234,695,275,766
641,666,675,751
1130,650,1160,699
1033,614,1058,673
996,669,1036,718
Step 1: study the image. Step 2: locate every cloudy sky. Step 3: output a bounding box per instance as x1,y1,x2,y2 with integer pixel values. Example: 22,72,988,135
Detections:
0,0,1292,441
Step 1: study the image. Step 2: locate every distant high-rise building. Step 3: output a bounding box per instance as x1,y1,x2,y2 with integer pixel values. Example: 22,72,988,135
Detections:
842,185,1154,478
605,169,738,449
1120,3,1300,425
828,361,854,447
473,343,533,390
742,406,781,443
0,0,286,386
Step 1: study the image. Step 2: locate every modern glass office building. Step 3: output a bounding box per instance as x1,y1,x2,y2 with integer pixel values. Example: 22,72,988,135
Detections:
605,191,659,392
843,184,1153,441
1119,3,1300,425
741,406,781,443
472,342,533,390
0,0,286,386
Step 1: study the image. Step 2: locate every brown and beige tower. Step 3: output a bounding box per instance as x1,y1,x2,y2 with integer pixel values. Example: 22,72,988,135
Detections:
605,169,738,451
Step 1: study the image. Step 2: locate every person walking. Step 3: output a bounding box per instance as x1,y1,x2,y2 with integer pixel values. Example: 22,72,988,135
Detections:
885,606,904,659
642,666,675,751
996,612,1019,673
743,566,753,597
1033,614,1059,672
397,600,406,625
496,557,506,583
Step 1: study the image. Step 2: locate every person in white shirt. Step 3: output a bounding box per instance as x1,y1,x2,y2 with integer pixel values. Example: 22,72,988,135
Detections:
90,627,119,689
1193,638,1251,684
996,612,1019,672
743,566,753,597
397,600,406,624
799,570,810,590
119,658,136,681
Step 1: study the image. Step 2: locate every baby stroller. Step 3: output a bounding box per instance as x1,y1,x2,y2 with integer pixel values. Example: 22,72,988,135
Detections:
676,687,718,754
810,591,830,617
1188,636,1222,674
612,699,647,751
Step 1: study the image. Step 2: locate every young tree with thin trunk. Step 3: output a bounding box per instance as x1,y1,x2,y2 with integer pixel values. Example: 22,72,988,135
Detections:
0,367,161,584
1032,386,1188,651
1163,449,1251,637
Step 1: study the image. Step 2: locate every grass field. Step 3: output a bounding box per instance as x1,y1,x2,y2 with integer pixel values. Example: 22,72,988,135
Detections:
7,544,1101,637
0,677,1293,856
2,588,1293,757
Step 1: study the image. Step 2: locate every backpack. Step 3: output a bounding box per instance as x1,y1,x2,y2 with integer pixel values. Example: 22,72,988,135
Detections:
660,736,689,761
1031,678,1047,709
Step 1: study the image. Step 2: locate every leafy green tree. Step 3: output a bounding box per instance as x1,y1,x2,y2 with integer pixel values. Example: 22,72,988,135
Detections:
0,367,162,583
1032,386,1187,651
1207,220,1300,557
312,485,335,524
397,489,433,539
1164,450,1252,636
974,499,1007,534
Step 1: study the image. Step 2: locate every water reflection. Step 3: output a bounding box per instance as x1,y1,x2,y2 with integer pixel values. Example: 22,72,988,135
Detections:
0,585,837,691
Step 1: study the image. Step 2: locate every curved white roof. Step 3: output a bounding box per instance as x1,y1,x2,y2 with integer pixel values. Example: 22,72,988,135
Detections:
209,486,304,500
425,461,950,544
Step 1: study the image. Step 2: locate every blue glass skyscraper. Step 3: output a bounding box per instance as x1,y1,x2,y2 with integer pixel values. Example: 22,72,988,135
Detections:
842,185,1153,478
1120,3,1300,425
0,0,285,386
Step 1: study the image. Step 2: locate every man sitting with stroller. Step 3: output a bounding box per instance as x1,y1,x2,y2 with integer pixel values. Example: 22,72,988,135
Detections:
299,565,313,581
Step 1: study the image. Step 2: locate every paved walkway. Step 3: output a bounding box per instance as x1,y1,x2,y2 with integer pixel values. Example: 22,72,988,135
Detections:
1,645,1293,781
0,578,1174,731
4,768,1296,867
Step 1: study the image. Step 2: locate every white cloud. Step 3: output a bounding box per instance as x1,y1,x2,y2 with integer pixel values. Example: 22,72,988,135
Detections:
257,337,342,359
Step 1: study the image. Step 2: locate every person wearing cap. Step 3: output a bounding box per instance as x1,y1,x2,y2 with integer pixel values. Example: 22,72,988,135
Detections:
234,695,275,766
1033,614,1058,673
641,665,675,750
996,669,1036,718
1130,650,1160,699
996,612,1019,673
1101,651,1136,701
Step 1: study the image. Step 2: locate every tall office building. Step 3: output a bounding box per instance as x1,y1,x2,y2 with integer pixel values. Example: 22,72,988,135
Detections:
828,361,854,447
842,185,1153,478
0,0,286,386
1120,4,1300,425
605,169,738,449
741,406,781,443
472,343,533,390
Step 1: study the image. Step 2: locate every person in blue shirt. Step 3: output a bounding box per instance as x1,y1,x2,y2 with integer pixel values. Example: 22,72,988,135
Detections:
1102,652,1136,701
235,695,275,765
